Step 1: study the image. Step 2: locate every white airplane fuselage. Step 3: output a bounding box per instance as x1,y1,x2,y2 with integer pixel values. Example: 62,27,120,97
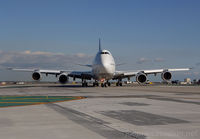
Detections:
92,49,115,81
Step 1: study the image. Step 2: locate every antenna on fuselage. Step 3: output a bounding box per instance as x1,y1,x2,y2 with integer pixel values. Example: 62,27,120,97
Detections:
99,38,102,51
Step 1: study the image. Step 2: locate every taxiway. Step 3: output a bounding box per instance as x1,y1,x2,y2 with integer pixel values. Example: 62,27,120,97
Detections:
0,85,199,139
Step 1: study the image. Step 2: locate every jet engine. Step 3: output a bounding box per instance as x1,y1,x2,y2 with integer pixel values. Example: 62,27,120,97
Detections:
32,72,41,81
161,71,172,81
59,73,69,84
136,73,147,84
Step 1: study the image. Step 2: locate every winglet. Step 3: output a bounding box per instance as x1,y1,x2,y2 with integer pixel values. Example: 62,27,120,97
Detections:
99,38,102,51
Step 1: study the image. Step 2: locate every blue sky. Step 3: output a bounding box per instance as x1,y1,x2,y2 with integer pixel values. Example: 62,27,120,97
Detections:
0,0,200,81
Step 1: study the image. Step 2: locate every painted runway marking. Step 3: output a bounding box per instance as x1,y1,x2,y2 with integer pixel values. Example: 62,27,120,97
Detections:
0,96,85,108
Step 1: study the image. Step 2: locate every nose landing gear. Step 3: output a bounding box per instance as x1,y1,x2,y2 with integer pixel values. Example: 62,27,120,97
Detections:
101,83,107,87
93,81,99,87
100,81,111,87
92,78,111,88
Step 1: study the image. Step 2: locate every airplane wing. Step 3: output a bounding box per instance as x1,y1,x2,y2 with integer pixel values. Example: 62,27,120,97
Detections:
113,68,191,79
76,64,92,68
7,68,68,75
7,68,93,79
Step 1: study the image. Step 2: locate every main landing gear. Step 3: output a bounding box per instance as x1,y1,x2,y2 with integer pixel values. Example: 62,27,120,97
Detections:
116,79,123,86
82,80,88,87
116,82,122,86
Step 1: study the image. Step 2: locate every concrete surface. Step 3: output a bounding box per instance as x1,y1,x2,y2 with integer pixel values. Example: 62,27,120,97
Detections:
0,85,200,139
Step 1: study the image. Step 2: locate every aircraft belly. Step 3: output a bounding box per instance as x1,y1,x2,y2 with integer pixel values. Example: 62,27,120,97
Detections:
94,73,114,80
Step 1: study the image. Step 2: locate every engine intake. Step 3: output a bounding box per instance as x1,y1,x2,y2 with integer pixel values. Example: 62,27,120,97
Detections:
32,72,41,81
136,73,147,84
161,71,172,81
59,73,69,84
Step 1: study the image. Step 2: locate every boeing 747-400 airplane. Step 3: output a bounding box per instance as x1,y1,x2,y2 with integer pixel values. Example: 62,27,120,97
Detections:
8,39,191,87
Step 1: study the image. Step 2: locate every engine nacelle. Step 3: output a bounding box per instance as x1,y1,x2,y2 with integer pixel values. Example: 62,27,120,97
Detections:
161,71,172,81
136,73,147,84
59,73,69,84
32,72,41,81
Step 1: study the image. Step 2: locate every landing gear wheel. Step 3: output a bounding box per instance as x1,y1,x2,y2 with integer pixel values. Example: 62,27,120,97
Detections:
108,82,111,87
82,82,88,87
116,82,119,86
93,82,99,87
116,82,122,86
101,83,107,88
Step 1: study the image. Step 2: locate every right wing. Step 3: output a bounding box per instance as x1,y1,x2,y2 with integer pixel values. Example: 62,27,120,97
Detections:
7,68,67,75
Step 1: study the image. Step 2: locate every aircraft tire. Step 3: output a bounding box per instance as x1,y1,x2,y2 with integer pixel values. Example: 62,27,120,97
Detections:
82,82,88,87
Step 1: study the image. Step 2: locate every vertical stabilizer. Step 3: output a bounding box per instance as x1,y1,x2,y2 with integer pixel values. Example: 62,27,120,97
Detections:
99,38,102,51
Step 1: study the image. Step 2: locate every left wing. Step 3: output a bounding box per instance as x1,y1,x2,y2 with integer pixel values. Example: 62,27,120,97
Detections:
113,68,191,81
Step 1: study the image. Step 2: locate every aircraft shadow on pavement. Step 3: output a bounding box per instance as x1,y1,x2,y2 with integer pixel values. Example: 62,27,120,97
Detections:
47,84,94,88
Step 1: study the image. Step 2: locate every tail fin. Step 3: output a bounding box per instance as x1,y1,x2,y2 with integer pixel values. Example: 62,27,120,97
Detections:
99,38,102,51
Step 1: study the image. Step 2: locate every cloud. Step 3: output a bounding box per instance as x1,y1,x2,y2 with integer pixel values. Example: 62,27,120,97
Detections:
74,53,88,58
196,63,200,66
22,50,64,56
0,50,93,70
136,58,150,64
154,58,165,62
136,57,165,64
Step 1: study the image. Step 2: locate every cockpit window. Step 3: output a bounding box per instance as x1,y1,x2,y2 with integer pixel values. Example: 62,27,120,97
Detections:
100,52,110,55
